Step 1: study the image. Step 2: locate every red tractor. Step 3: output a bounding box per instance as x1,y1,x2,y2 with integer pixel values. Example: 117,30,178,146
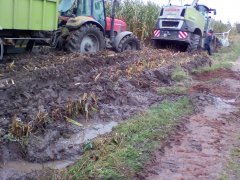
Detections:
56,0,140,53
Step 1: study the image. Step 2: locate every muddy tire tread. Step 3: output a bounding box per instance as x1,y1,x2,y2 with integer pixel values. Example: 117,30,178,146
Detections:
115,34,141,53
65,24,105,53
187,34,201,52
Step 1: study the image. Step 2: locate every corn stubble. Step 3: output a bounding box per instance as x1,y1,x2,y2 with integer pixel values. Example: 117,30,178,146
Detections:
9,93,99,139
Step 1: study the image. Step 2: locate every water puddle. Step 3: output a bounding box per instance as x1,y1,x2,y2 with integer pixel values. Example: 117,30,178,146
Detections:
70,121,118,145
203,97,237,119
1,159,76,173
0,121,118,177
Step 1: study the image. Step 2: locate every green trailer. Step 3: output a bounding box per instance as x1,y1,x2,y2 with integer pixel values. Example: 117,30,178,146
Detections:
0,0,59,60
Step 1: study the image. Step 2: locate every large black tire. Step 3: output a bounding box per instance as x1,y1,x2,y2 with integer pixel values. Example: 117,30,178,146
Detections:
115,34,140,53
25,40,35,52
187,34,201,52
65,24,105,53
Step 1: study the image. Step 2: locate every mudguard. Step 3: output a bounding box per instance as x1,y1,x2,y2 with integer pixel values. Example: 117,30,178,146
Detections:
113,31,132,49
66,16,104,33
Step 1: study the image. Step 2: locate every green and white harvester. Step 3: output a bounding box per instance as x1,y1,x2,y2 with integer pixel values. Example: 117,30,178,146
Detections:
152,0,216,52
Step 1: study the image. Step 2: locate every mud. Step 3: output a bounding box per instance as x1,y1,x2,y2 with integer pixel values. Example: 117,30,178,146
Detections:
0,48,211,179
0,121,117,179
139,58,240,180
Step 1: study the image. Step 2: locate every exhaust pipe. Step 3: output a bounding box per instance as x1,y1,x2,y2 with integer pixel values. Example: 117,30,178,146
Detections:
110,0,120,44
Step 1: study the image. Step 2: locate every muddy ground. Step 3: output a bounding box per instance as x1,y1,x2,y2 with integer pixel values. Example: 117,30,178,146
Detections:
0,48,211,179
138,58,240,179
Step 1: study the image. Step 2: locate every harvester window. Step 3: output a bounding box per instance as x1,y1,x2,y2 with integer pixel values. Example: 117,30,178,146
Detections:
196,5,209,17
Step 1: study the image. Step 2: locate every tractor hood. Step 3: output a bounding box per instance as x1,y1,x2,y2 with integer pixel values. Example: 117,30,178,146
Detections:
161,6,186,19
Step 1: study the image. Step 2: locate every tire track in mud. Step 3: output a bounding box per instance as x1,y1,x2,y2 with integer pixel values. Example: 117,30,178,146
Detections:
0,49,211,179
139,58,240,180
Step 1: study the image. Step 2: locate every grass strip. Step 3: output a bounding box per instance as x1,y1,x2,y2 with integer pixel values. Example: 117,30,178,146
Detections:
64,97,193,180
219,136,240,180
158,86,188,95
194,37,240,73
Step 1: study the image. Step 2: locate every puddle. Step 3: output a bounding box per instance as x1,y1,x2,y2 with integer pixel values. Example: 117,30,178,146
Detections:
71,121,118,145
1,159,76,173
203,97,237,119
0,121,118,178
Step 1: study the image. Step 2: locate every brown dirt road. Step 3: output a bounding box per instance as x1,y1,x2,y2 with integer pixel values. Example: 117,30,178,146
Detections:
138,58,240,180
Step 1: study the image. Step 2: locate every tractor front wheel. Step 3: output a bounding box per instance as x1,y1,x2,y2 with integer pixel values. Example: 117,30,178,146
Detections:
115,34,140,52
65,24,105,53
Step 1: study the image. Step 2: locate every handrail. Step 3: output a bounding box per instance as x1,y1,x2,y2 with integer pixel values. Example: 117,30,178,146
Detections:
0,38,3,60
214,29,231,47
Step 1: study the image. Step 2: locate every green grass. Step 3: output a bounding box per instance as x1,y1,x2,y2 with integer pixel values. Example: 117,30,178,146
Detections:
219,137,240,180
171,66,189,82
194,39,240,73
63,98,193,179
158,86,188,95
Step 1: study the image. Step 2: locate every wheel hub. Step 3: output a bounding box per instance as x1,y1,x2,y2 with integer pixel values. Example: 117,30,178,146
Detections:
84,43,92,52
80,35,99,53
123,42,137,51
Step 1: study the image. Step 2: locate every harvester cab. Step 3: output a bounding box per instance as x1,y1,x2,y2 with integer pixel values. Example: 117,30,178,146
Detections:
56,0,140,53
152,0,216,52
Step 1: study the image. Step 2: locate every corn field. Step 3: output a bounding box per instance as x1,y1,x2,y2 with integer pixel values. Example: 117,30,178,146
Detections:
105,0,160,41
212,20,230,33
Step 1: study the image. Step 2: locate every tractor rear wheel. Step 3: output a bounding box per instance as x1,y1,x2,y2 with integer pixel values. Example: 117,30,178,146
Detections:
115,34,140,52
187,34,201,52
65,24,105,53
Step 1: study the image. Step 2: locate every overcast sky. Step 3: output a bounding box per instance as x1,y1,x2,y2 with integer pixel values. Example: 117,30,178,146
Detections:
145,0,240,24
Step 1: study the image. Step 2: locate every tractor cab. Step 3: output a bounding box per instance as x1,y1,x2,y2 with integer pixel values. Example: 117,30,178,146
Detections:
58,0,126,35
59,0,106,28
57,0,139,53
76,0,106,29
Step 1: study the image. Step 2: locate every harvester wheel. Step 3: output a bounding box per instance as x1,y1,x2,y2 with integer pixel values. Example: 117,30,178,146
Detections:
115,34,140,52
187,34,200,52
65,24,105,53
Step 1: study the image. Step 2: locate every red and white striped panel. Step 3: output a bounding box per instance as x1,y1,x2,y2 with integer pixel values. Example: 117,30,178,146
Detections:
178,31,188,39
153,30,161,37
